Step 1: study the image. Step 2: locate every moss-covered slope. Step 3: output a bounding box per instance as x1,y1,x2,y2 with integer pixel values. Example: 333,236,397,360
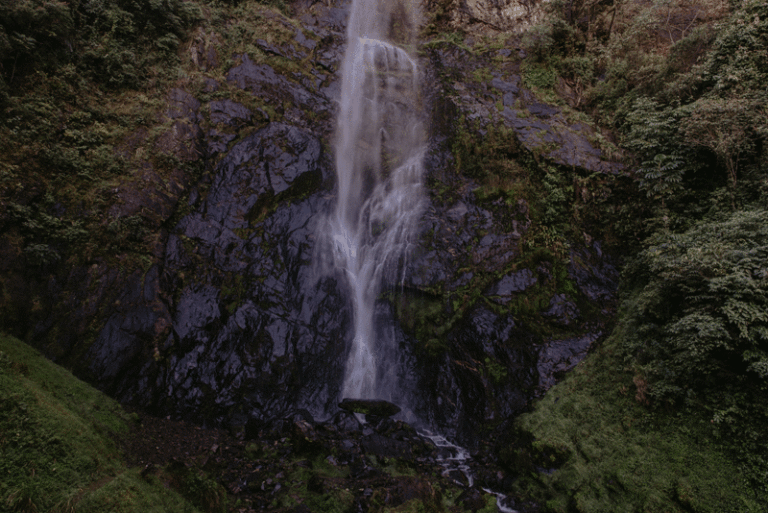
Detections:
509,322,767,512
0,333,203,512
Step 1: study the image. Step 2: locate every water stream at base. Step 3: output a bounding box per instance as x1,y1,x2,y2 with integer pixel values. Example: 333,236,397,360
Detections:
419,431,520,513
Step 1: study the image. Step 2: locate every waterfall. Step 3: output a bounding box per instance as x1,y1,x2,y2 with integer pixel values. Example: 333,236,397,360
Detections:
326,0,425,401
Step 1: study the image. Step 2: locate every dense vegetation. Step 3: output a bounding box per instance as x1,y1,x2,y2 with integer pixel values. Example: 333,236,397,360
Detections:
514,0,768,509
0,0,297,333
0,0,201,284
512,328,764,512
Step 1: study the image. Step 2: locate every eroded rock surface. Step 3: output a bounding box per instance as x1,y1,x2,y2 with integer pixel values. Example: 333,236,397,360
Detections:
20,0,624,451
446,0,547,32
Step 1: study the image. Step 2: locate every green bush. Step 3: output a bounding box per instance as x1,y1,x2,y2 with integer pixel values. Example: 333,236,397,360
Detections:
514,327,768,512
0,334,203,512
623,208,768,401
0,0,201,90
621,96,694,201
621,208,768,487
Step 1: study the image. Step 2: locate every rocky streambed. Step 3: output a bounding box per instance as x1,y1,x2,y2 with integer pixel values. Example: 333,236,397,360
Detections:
123,399,531,512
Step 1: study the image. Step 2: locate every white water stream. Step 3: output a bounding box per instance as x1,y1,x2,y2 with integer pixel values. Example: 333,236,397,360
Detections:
327,0,426,401
420,431,520,513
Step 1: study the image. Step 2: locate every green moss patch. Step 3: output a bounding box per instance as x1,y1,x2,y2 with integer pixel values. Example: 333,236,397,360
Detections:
0,333,201,512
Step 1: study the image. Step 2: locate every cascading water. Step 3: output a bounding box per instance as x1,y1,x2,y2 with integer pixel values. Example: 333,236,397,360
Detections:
318,3,521,511
326,0,425,402
421,431,520,513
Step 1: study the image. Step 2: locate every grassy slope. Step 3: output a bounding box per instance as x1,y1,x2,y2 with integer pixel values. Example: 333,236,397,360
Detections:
0,333,200,513
512,320,767,513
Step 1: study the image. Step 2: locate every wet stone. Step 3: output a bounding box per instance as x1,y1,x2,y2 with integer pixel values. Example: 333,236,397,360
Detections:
256,39,285,56
316,49,341,72
538,332,602,391
544,293,580,324
203,78,219,92
206,129,237,156
203,123,323,230
490,77,519,94
447,271,473,291
209,100,252,126
405,250,449,289
487,269,537,302
444,469,470,487
227,55,283,90
361,433,412,460
173,285,221,342
446,201,469,221
330,411,362,433
295,29,317,50
456,488,485,511
528,102,559,118
167,88,201,121
338,398,401,417
569,245,619,303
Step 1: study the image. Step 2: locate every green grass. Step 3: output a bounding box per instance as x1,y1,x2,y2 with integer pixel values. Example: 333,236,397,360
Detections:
0,333,201,513
511,321,767,513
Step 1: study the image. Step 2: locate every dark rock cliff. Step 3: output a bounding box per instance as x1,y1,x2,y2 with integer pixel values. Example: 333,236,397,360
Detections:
4,0,627,447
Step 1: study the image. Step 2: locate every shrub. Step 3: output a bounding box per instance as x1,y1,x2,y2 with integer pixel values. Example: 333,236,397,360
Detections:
623,208,768,401
681,95,766,188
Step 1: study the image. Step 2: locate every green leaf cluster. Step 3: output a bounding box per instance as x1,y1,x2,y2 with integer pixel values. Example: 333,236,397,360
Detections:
621,208,768,485
0,0,201,93
615,0,767,204
525,0,767,208
624,209,768,395
512,327,768,512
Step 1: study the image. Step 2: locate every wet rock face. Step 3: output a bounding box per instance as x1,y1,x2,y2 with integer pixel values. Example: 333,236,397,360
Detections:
145,123,349,424
426,39,624,174
26,0,623,449
420,306,538,444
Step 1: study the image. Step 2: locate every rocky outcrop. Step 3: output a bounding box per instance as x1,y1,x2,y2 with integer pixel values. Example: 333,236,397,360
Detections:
446,0,547,32
428,41,624,174
339,399,403,417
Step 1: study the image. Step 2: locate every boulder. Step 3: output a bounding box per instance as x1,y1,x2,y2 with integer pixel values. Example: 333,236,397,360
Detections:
338,398,402,417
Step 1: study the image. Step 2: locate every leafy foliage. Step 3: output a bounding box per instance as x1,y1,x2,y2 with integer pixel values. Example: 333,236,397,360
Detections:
0,0,203,287
0,0,201,92
512,326,768,512
623,209,768,398
622,97,693,200
516,1,768,505
621,208,768,486
524,0,767,209
681,95,766,188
